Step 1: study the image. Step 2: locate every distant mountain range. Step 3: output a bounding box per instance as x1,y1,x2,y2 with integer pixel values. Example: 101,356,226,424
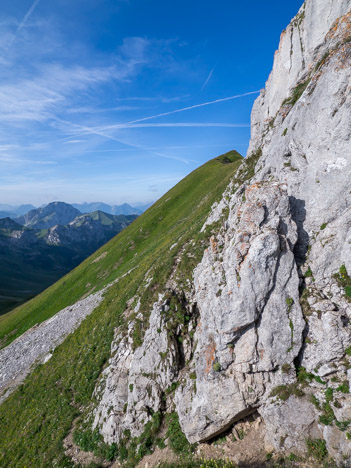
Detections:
0,201,152,221
0,204,36,218
15,202,81,229
0,204,137,315
72,202,143,216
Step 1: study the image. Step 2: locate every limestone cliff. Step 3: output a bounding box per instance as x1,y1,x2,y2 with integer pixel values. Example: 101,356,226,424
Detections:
92,0,351,464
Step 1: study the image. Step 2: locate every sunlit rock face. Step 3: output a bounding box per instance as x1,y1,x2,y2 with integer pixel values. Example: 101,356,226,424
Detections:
93,1,351,463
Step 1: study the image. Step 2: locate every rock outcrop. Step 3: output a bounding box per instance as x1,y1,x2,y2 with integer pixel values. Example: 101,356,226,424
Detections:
90,0,351,464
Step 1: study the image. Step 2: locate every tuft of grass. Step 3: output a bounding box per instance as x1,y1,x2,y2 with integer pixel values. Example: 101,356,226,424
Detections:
336,382,349,394
166,412,192,455
282,78,311,107
333,265,351,302
310,395,321,410
320,223,327,230
270,383,304,401
213,361,221,372
286,297,294,309
314,51,330,71
304,267,313,278
306,438,328,462
297,367,326,386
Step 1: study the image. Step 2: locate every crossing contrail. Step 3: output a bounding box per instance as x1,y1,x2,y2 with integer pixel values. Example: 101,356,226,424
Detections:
100,90,260,132
4,0,41,50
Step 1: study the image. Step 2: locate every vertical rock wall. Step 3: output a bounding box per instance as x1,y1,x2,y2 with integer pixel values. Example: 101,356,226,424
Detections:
93,0,351,463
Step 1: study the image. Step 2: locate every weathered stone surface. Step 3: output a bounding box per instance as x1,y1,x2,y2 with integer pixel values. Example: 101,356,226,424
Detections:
93,296,181,444
175,182,305,443
93,0,351,461
260,396,322,453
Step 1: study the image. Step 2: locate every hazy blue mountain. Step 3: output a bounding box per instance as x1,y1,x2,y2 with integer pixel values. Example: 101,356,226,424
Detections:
73,202,142,216
15,202,81,229
72,202,112,213
0,204,17,212
14,204,36,215
0,204,36,218
0,211,17,219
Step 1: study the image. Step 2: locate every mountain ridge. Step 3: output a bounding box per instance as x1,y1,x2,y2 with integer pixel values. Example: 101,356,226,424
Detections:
15,201,82,229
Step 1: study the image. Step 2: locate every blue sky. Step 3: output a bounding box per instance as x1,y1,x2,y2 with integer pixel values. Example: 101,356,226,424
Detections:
0,0,303,206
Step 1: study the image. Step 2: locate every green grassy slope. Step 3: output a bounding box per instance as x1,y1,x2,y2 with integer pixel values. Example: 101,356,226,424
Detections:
0,213,136,319
0,151,241,349
0,151,245,467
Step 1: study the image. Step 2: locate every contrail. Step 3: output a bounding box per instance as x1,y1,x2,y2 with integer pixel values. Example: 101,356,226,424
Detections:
107,122,250,129
4,0,41,50
43,90,258,146
100,90,260,131
201,67,214,91
52,117,196,164
16,0,41,35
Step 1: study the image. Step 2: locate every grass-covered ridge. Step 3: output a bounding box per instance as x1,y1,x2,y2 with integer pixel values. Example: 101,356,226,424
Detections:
0,151,249,467
0,152,242,348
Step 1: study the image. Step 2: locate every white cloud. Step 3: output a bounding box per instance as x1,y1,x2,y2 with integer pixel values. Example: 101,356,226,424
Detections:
0,63,128,122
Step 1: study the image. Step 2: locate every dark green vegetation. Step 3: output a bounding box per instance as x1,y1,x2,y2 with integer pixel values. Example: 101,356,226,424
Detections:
270,383,304,402
0,212,135,316
334,264,351,301
73,411,192,467
0,151,247,467
315,51,330,71
306,438,328,463
282,77,311,107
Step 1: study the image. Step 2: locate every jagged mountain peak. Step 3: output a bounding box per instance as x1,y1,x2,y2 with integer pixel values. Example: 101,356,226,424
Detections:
15,201,82,229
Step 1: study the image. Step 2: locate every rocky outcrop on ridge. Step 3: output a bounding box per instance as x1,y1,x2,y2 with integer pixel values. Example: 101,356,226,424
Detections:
91,0,351,464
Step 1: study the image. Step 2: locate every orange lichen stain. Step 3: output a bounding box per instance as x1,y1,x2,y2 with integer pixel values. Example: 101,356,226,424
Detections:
210,237,217,253
259,349,265,360
228,290,233,296
205,340,216,374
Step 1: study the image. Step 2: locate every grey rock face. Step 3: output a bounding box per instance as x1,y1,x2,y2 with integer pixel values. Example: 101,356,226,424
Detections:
260,396,322,453
93,296,181,443
175,182,305,443
242,1,351,462
92,0,351,463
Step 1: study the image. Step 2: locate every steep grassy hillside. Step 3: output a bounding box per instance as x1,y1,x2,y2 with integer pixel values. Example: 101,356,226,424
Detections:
0,151,241,349
0,213,136,317
0,151,253,467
